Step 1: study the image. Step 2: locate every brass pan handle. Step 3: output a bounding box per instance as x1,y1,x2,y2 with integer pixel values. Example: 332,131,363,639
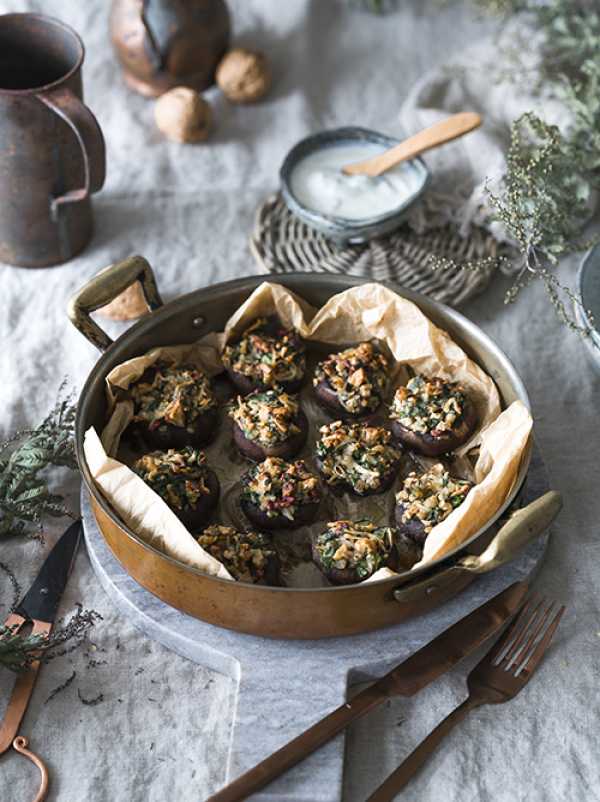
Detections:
67,255,163,352
393,491,562,604
458,490,562,574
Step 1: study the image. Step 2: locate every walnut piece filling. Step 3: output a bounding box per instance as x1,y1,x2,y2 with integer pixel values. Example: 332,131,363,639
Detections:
229,390,300,445
314,342,389,414
316,420,401,494
389,375,467,437
198,525,276,583
242,456,320,520
396,463,472,534
314,520,394,580
222,317,305,387
133,447,211,511
130,362,216,430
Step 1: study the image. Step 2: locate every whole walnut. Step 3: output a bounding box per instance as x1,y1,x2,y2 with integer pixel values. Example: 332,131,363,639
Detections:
154,87,212,143
216,48,271,103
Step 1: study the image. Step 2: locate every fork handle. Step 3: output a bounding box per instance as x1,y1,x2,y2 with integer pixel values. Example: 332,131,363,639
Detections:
367,697,479,802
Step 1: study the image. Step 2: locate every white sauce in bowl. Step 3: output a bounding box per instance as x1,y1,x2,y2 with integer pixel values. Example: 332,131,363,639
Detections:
290,142,423,221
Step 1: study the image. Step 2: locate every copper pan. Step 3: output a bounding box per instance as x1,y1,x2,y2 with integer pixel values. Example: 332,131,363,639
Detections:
69,256,548,639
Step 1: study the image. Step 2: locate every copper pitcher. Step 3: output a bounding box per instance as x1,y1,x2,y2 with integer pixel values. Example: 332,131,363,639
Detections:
0,13,106,268
110,0,231,97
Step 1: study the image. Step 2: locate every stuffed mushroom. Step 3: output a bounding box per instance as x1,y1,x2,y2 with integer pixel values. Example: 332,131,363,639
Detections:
313,342,389,419
197,525,280,585
315,420,402,496
229,389,308,461
240,456,321,530
128,361,218,449
312,520,396,585
222,316,306,394
389,375,477,456
133,447,220,530
394,463,472,545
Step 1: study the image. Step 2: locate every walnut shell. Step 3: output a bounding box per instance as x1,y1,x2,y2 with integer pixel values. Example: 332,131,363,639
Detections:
216,48,271,103
154,87,212,143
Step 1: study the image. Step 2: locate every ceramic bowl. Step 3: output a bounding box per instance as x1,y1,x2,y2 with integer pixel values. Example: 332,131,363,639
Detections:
279,126,430,245
576,244,600,371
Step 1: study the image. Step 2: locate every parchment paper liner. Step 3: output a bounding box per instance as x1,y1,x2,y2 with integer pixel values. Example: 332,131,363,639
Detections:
84,281,532,583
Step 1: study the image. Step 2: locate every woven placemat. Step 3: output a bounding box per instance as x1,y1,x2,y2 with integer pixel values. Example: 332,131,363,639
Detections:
250,193,503,307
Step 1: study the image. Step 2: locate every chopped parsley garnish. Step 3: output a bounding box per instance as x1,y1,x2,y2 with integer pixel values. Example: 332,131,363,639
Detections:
389,375,467,437
222,317,305,388
133,447,211,511
396,464,472,534
241,457,320,520
316,420,401,494
130,362,216,430
197,525,277,583
229,390,300,445
314,342,388,414
314,520,394,580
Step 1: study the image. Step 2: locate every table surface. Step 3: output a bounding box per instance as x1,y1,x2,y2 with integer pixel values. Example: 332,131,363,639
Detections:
1,2,599,801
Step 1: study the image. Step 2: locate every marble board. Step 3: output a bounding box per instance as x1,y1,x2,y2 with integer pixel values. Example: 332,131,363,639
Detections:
81,446,550,802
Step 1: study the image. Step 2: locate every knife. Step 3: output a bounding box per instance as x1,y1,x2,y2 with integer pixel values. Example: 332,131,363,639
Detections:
0,519,82,801
207,580,528,802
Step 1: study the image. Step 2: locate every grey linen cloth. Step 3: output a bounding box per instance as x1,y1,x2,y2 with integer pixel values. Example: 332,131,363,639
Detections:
0,1,599,801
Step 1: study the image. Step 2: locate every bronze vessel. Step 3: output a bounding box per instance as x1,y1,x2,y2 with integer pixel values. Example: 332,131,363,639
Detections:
0,13,105,267
110,0,231,97
69,257,534,639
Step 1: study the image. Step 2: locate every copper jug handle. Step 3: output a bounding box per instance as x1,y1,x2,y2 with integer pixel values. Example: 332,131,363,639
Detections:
67,254,164,351
37,87,106,221
12,737,49,802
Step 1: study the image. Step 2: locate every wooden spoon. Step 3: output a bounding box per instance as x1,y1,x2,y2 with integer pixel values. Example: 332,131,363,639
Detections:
342,112,482,177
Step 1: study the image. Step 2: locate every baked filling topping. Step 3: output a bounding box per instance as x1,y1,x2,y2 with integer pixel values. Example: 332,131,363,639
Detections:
396,464,472,533
316,420,401,494
222,317,305,387
389,375,467,437
229,390,300,445
314,520,394,579
130,362,216,430
133,447,211,511
198,525,276,583
241,457,320,520
314,342,389,414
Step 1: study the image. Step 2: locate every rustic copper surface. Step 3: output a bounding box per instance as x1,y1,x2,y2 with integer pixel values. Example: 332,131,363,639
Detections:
70,259,533,639
369,596,566,802
110,0,230,97
0,615,53,801
12,737,50,802
206,582,529,802
0,13,105,267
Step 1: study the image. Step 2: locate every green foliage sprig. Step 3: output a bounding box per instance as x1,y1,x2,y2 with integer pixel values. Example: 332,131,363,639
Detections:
0,383,78,540
0,605,101,673
428,1,600,336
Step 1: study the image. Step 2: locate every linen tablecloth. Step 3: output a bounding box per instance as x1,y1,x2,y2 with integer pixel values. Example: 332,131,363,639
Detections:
1,2,598,800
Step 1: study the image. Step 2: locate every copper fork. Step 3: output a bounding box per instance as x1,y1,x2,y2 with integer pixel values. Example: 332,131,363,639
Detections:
368,595,566,802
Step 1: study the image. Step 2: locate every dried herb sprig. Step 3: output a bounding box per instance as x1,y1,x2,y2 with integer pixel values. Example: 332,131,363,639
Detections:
0,382,78,540
0,604,101,673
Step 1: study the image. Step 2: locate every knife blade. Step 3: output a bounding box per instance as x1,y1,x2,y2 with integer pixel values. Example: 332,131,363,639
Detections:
207,580,528,802
13,519,82,624
0,520,82,755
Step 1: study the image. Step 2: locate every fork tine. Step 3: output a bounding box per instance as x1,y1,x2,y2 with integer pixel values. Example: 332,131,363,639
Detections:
489,594,540,665
507,601,556,670
499,595,546,666
515,604,565,676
